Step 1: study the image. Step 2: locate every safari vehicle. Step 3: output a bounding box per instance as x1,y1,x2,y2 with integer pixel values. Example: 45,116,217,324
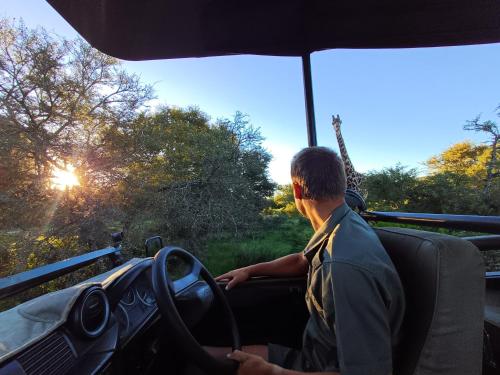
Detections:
1,1,500,375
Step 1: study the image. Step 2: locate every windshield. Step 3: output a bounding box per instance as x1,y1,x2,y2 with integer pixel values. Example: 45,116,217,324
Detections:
1,2,499,311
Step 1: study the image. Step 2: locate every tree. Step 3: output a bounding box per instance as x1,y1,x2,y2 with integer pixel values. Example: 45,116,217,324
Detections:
363,142,498,215
113,108,275,254
0,19,154,281
0,18,153,230
426,141,490,178
362,165,419,211
425,141,494,212
412,172,485,214
464,112,499,195
264,184,299,216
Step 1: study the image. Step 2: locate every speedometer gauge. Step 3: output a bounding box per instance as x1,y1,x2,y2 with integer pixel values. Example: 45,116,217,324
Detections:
136,284,156,306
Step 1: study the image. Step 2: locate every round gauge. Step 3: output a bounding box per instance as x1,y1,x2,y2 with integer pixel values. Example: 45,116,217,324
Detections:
120,288,136,306
115,304,130,339
136,284,156,306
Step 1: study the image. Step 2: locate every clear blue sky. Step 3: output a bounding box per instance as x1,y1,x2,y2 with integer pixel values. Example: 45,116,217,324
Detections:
4,2,500,184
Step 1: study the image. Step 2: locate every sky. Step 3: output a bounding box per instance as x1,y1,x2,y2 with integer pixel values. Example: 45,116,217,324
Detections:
3,2,500,184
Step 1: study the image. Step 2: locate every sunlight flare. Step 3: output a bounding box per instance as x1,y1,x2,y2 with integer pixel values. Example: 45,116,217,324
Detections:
51,164,80,190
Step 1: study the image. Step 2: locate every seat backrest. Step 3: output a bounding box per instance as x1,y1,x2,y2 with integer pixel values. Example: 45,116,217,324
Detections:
374,227,485,375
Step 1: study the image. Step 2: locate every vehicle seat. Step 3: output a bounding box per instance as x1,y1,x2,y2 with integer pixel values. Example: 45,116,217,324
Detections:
374,227,485,375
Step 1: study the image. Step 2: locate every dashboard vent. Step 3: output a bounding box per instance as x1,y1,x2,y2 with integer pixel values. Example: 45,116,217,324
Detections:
70,286,110,339
17,331,76,375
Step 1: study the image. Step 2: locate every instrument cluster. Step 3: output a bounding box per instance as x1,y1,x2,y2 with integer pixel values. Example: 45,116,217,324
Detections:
114,271,157,344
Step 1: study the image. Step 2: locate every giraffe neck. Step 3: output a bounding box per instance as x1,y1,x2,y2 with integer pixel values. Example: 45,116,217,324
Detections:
333,124,357,175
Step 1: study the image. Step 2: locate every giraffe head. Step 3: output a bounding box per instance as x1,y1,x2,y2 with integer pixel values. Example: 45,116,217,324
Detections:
332,114,342,132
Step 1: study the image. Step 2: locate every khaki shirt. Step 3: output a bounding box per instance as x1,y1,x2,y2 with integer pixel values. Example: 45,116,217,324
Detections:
301,203,405,375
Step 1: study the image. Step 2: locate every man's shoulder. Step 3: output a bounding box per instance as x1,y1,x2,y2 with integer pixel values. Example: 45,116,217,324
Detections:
323,210,395,275
327,210,383,256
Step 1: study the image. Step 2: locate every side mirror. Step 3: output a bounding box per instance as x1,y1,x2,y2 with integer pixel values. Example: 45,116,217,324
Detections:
145,236,164,257
111,231,124,247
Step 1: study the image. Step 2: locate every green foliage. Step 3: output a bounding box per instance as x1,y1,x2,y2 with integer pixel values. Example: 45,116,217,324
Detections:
203,215,312,276
463,113,500,207
118,108,275,256
412,172,487,214
263,184,298,215
426,141,490,178
362,164,418,211
0,16,153,260
423,140,498,214
363,143,499,215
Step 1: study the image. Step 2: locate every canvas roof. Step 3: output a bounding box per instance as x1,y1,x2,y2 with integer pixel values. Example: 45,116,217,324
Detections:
47,0,500,61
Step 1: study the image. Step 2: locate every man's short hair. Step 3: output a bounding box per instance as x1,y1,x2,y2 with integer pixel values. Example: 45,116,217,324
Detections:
291,147,346,200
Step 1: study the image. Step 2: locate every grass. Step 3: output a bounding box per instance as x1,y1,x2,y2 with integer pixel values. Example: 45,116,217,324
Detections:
202,216,312,276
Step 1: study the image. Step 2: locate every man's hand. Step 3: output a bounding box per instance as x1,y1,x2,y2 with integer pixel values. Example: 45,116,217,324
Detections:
215,267,251,290
228,350,281,375
227,349,338,375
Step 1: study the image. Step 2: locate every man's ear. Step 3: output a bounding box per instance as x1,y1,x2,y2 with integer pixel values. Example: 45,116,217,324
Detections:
292,182,303,200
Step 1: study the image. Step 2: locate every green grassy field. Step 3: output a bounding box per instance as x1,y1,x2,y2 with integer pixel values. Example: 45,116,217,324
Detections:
203,216,313,276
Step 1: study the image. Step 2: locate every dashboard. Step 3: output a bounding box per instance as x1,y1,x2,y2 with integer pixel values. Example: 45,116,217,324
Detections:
0,259,161,375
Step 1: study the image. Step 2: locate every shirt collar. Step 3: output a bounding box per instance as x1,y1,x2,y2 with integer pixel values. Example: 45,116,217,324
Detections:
303,202,350,260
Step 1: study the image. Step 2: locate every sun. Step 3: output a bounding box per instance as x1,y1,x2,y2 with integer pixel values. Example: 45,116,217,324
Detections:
51,164,80,190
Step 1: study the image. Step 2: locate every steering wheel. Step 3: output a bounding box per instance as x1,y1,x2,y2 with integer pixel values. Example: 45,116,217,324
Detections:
151,246,241,375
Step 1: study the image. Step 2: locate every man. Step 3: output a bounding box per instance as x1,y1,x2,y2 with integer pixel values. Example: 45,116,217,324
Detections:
215,147,405,375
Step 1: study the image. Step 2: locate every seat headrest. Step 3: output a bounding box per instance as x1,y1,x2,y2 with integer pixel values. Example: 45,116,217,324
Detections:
345,189,366,212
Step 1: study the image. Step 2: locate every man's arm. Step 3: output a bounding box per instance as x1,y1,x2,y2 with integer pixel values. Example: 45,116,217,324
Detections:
215,252,308,290
228,350,338,375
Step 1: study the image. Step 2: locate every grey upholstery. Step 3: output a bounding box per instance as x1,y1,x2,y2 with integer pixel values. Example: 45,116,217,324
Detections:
374,228,485,375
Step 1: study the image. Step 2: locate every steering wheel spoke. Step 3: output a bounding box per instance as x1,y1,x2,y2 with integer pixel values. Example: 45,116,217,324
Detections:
151,246,241,375
171,258,202,294
172,273,198,295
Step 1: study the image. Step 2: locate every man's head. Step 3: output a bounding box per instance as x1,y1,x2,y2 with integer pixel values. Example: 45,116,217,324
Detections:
290,147,346,217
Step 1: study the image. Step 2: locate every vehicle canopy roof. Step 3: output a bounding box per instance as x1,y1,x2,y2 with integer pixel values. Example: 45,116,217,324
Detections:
47,0,500,61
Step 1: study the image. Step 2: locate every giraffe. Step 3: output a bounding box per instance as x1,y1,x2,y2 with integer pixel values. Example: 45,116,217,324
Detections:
332,114,365,197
